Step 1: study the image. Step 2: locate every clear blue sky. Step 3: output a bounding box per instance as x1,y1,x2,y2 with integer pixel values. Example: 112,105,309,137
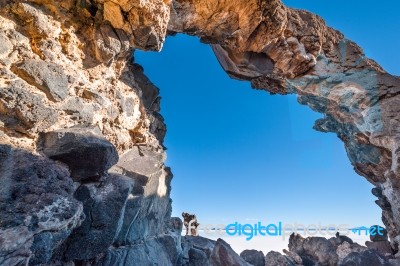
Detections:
135,1,399,228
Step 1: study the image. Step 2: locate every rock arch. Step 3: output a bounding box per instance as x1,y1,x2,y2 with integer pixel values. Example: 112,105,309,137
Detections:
0,0,399,264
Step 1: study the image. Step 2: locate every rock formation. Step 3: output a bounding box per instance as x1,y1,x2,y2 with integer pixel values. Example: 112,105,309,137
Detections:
182,212,200,236
0,0,399,265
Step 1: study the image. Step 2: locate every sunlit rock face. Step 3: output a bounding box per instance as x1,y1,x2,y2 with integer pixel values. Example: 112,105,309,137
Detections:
0,0,174,264
169,0,400,254
0,0,399,264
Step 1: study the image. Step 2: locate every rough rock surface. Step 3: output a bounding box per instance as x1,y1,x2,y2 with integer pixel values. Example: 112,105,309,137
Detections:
0,0,400,265
288,233,339,265
209,238,250,266
64,175,133,261
264,251,295,266
181,235,217,265
260,233,396,266
0,145,83,265
341,249,389,266
240,249,265,266
41,126,119,180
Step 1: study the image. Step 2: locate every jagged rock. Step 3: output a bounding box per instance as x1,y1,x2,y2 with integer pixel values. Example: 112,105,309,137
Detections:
336,241,368,264
181,236,216,262
240,249,265,266
0,145,83,265
0,79,58,133
41,126,119,180
330,232,354,246
169,217,184,234
111,146,171,245
289,233,338,265
283,249,303,265
187,248,210,266
11,59,68,102
130,63,160,112
61,97,95,124
98,217,183,266
97,233,181,266
265,251,295,266
210,238,249,266
64,175,133,261
341,249,389,266
366,241,393,258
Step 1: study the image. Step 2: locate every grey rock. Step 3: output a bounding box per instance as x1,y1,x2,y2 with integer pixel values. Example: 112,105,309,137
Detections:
282,249,303,265
111,145,165,177
30,230,73,265
366,241,393,258
181,235,216,261
210,238,249,266
41,126,119,180
188,248,209,266
240,249,265,266
265,251,295,266
337,241,368,265
11,59,68,102
0,79,58,131
93,23,127,63
64,174,133,261
289,233,338,265
0,145,83,265
129,63,160,111
389,258,400,266
340,249,389,266
111,146,171,245
97,234,180,266
62,97,95,124
330,232,354,246
168,217,184,234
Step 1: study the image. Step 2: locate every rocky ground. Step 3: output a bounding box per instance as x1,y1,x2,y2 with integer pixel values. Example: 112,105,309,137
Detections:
181,229,400,266
0,0,400,265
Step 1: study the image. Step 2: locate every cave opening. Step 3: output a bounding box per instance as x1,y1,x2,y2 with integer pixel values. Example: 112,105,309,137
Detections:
135,34,382,251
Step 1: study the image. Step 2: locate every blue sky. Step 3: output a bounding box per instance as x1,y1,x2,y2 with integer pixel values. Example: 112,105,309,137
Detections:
135,1,399,228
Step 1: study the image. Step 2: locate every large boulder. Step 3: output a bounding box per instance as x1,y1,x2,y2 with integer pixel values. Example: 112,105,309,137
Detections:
64,175,133,261
209,238,249,266
41,126,118,180
240,249,265,266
